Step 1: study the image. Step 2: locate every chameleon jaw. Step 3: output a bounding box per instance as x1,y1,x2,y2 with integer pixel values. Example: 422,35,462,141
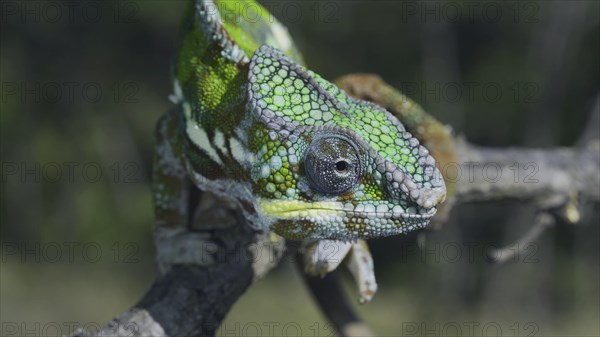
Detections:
259,199,437,240
259,199,436,217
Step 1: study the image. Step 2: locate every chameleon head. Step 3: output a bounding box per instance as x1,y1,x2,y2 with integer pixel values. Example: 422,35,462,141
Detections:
245,45,446,240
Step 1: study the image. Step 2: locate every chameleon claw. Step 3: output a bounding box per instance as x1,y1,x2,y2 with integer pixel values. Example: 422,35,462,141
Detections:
303,240,352,277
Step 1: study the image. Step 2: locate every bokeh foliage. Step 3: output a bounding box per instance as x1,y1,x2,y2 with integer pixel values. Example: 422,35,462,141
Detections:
1,0,598,335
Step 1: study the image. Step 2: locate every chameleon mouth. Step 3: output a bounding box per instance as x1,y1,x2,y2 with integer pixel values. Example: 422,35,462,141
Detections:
261,199,437,240
259,200,436,221
347,207,436,220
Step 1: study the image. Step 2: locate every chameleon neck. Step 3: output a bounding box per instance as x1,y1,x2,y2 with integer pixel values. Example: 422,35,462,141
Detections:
174,0,304,180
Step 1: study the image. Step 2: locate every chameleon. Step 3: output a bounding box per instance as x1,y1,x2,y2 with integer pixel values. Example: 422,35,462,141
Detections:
154,0,446,302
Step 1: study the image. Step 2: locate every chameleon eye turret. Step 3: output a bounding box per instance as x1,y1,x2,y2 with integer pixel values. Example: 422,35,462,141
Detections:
305,134,363,195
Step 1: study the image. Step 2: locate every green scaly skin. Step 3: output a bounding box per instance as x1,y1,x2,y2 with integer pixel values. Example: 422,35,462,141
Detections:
155,0,446,242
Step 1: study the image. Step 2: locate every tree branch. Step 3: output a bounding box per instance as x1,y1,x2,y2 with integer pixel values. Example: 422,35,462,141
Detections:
75,264,253,337
297,256,375,337
454,139,600,205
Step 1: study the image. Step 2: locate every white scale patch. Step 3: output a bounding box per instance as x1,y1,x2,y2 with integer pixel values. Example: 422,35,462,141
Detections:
229,137,249,164
213,130,227,153
185,120,223,165
169,79,184,104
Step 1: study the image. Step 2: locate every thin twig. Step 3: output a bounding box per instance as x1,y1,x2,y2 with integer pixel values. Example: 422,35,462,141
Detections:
487,212,555,263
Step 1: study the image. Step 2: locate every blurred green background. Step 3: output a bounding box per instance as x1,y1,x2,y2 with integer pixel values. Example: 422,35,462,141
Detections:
1,0,599,336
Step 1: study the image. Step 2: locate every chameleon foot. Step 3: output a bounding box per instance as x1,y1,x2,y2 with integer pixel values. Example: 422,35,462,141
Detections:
303,240,352,277
303,239,377,303
346,240,377,303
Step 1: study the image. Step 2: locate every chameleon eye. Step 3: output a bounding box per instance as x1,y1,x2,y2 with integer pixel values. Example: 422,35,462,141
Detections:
304,135,362,194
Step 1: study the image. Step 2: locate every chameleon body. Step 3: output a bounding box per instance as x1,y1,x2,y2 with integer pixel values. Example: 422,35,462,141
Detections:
154,0,446,300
